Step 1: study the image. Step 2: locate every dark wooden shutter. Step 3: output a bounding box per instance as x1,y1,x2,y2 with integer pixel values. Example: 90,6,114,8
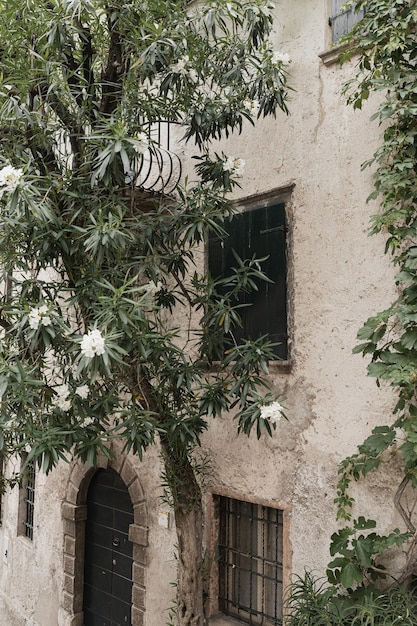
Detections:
331,0,365,42
209,204,287,359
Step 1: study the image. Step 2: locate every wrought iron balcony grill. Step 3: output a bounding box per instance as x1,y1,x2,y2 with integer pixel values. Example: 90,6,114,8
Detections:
135,120,182,195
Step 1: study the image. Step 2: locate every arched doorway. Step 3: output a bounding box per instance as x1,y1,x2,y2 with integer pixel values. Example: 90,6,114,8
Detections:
83,468,134,626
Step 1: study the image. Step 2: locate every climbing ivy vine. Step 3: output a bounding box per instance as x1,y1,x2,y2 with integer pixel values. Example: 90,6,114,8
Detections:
325,0,417,591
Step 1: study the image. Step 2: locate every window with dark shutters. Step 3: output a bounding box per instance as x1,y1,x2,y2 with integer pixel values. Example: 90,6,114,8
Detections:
208,203,288,360
330,0,366,42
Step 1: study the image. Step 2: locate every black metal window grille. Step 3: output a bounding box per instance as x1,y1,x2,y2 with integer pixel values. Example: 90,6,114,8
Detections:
23,459,35,540
330,0,366,42
218,496,283,625
208,203,288,360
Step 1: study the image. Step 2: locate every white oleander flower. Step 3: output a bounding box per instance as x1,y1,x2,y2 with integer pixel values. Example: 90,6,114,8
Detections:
133,132,150,154
223,156,245,177
28,305,52,330
0,165,24,195
80,329,106,359
243,98,261,115
75,384,89,399
260,401,284,424
171,55,198,82
272,51,291,66
82,416,95,427
171,56,189,75
53,384,71,412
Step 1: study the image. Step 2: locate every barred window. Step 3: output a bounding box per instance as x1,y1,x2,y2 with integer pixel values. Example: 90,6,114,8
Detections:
19,457,36,540
218,496,283,625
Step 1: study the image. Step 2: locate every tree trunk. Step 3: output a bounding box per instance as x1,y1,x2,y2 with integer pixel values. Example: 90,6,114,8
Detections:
160,437,206,626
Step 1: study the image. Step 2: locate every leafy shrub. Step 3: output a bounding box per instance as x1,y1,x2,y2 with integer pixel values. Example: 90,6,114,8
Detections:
285,571,417,626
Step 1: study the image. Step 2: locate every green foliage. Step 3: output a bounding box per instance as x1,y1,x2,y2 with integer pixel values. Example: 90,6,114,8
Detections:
327,516,410,589
334,426,397,521
327,0,417,591
0,0,290,479
285,571,417,626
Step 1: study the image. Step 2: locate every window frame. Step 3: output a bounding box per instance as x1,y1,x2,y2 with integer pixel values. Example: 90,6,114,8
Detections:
207,187,293,363
218,497,283,625
205,491,292,625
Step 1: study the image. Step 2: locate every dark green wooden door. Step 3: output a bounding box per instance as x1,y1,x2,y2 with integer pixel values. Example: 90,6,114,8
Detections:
83,468,134,626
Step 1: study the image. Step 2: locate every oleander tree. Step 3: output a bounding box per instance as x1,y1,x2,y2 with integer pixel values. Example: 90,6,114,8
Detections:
0,0,291,623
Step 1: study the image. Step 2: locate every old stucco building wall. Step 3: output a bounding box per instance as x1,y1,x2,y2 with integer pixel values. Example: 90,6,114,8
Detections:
0,2,403,625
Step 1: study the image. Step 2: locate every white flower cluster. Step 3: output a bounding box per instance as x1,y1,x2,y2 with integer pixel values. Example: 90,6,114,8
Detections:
272,51,291,66
0,165,23,196
80,329,106,359
52,383,90,412
133,132,150,154
243,98,261,116
171,55,198,83
53,384,71,412
260,401,284,424
76,384,90,399
28,305,52,330
223,156,246,177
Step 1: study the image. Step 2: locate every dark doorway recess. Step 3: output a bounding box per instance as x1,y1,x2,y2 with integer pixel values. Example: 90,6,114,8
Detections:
83,468,134,626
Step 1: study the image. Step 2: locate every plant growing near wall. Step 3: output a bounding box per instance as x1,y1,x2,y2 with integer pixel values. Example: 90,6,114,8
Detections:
0,0,291,623
285,571,417,626
285,2,417,619
319,0,417,596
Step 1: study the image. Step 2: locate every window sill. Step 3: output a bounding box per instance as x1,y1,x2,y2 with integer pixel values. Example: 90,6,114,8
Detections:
269,358,291,374
17,534,34,547
208,614,247,626
208,357,292,376
319,43,357,66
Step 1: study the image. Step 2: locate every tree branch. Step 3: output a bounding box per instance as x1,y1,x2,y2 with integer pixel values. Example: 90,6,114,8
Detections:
100,11,124,115
394,476,416,533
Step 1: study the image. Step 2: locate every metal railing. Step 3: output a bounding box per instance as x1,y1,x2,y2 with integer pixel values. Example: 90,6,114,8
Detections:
135,120,182,195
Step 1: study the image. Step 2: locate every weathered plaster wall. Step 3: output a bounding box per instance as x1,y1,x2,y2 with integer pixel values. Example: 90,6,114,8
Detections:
0,1,403,625
0,457,66,625
201,0,400,583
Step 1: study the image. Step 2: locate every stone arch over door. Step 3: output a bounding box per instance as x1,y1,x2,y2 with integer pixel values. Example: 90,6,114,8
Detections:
60,451,148,626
